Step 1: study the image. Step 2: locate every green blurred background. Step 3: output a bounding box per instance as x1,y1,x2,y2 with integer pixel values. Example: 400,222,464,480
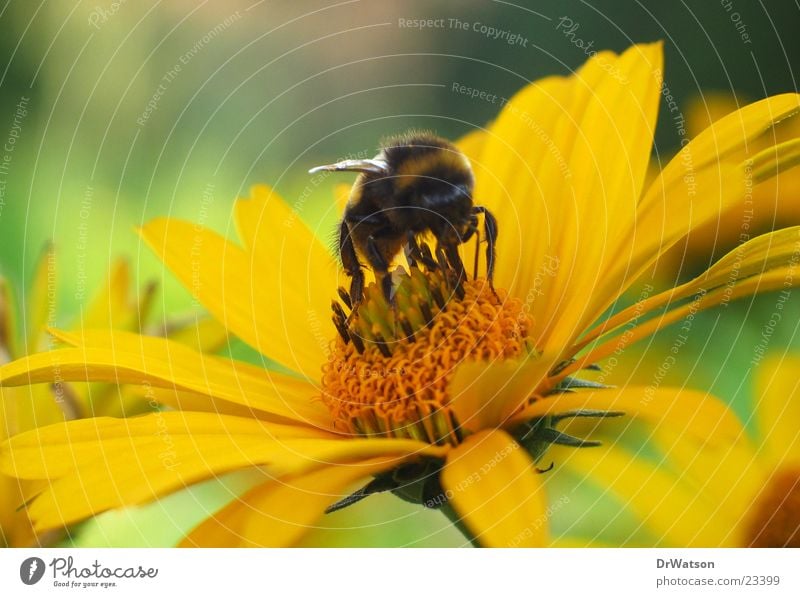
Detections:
1,0,799,546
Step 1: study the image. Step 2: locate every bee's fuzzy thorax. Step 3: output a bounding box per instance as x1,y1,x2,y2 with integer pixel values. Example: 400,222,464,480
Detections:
327,130,496,314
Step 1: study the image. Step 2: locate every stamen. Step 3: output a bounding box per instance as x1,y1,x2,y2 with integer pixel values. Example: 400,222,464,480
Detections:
350,332,365,354
322,269,532,445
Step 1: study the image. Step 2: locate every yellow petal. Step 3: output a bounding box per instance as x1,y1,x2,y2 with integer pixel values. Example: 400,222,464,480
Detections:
512,386,745,446
564,444,734,546
233,185,338,356
233,184,280,252
139,210,334,377
3,382,74,436
748,138,800,184
471,44,662,352
570,265,796,378
1,413,445,530
149,386,284,421
685,92,742,137
441,429,547,547
601,95,800,308
455,126,488,167
0,475,35,546
754,355,800,464
469,73,571,292
575,227,800,361
181,459,397,547
651,425,762,546
454,127,491,280
448,352,557,433
658,93,800,191
691,226,800,291
590,161,746,329
1,411,329,477
0,328,332,428
541,44,663,350
548,537,623,548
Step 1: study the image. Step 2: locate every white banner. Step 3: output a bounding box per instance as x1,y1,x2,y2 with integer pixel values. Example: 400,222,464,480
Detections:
0,548,797,596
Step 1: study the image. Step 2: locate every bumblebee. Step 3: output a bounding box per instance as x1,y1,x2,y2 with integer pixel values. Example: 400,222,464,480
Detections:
309,132,497,308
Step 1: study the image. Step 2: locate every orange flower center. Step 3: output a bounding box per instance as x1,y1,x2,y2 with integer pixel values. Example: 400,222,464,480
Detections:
321,268,532,445
746,466,800,547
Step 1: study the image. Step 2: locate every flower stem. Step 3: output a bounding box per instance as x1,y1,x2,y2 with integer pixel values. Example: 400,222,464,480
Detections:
440,504,482,547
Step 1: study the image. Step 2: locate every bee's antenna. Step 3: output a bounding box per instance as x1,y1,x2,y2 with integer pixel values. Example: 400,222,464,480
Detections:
308,158,389,175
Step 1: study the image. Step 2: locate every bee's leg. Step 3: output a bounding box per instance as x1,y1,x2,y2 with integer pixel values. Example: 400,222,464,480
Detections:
365,233,393,306
403,232,417,268
459,213,479,243
338,220,364,316
472,206,498,293
459,214,480,279
404,231,438,271
471,228,481,280
441,239,467,300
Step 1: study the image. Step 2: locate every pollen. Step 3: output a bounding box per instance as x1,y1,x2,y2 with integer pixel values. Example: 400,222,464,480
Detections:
745,466,800,547
321,268,532,445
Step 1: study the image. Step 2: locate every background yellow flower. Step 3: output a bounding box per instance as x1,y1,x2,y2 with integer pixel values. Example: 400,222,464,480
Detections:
559,354,800,547
0,246,226,546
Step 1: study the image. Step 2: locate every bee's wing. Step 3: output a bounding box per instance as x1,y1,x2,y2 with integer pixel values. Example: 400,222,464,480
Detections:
308,158,388,175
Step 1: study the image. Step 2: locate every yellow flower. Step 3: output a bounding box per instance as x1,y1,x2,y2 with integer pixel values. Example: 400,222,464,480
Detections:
1,42,800,547
563,354,800,547
1,248,152,546
0,247,226,547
